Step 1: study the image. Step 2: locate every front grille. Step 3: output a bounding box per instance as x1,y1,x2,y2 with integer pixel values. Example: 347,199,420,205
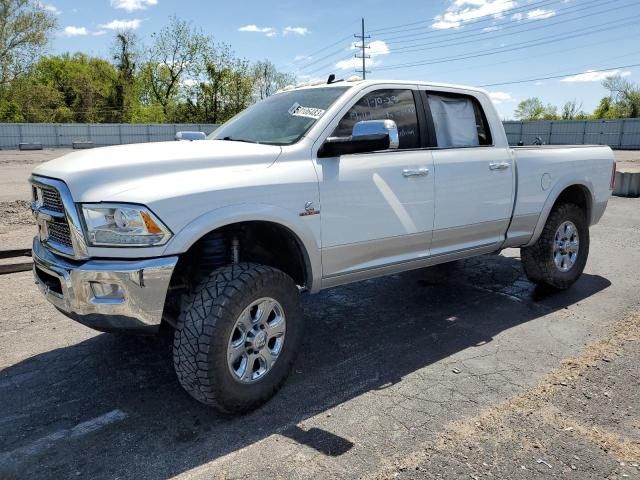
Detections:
47,220,73,248
32,178,80,258
40,186,64,213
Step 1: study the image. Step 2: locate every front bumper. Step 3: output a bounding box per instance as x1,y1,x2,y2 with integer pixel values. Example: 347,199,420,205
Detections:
32,237,178,333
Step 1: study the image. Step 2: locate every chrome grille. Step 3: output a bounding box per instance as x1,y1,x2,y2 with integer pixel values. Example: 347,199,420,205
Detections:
31,176,88,259
40,185,64,213
47,221,73,248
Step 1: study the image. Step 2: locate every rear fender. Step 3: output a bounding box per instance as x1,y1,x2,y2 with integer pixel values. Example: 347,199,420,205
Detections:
524,179,594,247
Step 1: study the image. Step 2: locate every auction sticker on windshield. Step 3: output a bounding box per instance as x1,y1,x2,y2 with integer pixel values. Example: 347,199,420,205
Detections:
288,102,325,119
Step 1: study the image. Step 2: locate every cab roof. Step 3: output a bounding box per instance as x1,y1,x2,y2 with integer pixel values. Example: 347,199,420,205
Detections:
280,78,488,96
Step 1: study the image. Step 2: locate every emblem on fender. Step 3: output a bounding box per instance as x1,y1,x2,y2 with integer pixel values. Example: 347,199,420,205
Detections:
300,201,320,217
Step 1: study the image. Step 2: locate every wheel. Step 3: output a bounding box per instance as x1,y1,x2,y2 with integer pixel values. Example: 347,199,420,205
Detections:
521,202,589,290
173,263,303,413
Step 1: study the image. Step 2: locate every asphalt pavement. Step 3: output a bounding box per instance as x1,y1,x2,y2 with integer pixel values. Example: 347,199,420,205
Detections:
0,194,638,479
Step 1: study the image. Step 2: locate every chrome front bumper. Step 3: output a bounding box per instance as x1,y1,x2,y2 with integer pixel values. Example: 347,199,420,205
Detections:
32,237,178,333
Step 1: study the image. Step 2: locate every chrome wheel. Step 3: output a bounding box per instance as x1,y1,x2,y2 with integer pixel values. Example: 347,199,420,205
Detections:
227,297,286,384
553,221,579,273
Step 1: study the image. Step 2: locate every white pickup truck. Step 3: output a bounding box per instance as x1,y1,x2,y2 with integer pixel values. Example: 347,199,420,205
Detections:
30,79,615,413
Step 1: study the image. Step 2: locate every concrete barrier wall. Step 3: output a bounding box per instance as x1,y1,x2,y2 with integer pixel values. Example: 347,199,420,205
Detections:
503,119,640,150
0,123,218,149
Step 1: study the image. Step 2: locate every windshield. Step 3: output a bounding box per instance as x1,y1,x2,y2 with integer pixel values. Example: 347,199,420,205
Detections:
210,87,350,146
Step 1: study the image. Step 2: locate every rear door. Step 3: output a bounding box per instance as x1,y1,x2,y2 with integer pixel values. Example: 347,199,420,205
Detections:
418,90,514,255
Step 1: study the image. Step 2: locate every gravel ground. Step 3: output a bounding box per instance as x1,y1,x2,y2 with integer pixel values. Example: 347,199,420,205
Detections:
0,195,638,479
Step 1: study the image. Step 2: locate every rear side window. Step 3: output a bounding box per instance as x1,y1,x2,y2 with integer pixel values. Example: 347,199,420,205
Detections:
427,93,492,148
332,89,420,149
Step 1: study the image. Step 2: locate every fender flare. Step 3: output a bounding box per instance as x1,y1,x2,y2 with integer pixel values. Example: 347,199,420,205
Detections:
161,203,322,292
523,178,594,248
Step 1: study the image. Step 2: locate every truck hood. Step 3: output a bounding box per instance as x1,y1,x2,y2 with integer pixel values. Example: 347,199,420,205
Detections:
32,140,282,202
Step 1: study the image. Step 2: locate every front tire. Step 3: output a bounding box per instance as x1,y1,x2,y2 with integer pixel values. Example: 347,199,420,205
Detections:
521,202,589,290
173,263,303,413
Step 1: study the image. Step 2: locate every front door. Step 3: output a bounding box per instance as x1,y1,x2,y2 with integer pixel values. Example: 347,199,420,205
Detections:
313,87,435,279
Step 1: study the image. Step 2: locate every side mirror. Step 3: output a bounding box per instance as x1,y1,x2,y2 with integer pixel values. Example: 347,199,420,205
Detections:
318,119,399,158
175,131,206,141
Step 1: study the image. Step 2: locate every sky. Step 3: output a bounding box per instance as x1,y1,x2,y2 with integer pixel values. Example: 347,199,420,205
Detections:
47,0,640,119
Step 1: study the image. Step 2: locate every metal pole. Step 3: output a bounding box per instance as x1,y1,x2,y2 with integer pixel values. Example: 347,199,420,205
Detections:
361,18,366,80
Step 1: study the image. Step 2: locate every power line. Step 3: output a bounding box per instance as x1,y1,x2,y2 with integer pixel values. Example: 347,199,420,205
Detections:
386,1,635,56
374,15,640,71
278,32,354,71
367,0,561,34
380,0,619,46
478,62,640,87
426,36,640,80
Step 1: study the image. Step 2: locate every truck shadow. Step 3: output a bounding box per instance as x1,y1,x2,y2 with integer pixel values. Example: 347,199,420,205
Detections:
0,254,611,479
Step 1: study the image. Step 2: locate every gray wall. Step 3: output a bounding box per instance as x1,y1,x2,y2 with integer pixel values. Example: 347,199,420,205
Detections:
0,123,218,149
503,118,640,150
2,119,640,149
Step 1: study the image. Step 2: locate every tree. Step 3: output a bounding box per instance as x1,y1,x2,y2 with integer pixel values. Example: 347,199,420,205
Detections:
561,99,585,120
514,97,558,121
142,16,210,117
595,75,640,119
0,0,57,86
110,31,139,122
252,60,295,100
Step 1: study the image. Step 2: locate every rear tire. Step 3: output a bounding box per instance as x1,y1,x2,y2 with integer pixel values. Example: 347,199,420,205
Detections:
173,263,303,413
521,202,589,290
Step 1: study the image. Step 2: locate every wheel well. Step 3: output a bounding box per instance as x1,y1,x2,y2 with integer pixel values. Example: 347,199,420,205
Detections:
553,185,591,223
163,222,309,327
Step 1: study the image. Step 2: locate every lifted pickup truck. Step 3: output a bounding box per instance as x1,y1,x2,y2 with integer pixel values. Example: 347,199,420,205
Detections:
30,79,615,413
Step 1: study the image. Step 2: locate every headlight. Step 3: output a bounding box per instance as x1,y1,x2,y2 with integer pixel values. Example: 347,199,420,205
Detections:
80,203,172,247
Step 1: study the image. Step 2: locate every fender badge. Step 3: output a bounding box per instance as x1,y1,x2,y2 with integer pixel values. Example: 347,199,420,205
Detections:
300,201,320,217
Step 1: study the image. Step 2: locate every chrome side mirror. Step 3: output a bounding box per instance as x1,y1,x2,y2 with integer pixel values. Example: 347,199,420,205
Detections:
175,131,206,141
352,119,399,149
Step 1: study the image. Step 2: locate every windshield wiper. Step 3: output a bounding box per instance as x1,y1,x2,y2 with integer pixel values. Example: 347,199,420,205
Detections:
220,136,258,144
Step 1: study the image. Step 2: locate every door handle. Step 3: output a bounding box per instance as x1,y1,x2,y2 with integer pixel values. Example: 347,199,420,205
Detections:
489,162,510,171
403,167,429,177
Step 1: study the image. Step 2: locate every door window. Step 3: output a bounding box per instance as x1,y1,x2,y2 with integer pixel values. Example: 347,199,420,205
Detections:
332,89,420,149
427,93,492,148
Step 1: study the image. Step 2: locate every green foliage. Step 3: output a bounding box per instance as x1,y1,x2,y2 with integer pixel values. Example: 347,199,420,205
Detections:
0,0,57,85
594,75,640,119
514,97,559,121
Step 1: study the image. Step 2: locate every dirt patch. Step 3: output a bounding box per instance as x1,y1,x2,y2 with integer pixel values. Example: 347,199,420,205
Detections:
374,312,640,479
0,201,33,227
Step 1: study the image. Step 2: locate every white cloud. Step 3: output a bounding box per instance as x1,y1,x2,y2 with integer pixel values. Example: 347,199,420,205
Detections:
238,24,277,37
110,0,157,12
367,40,391,56
336,40,390,71
561,69,631,83
488,91,513,104
283,26,309,36
432,0,516,30
63,26,88,36
482,26,501,32
98,19,142,30
526,8,556,20
513,8,556,21
40,3,61,15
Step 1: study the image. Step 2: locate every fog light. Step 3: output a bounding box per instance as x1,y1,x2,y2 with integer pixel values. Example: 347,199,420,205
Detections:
90,282,125,301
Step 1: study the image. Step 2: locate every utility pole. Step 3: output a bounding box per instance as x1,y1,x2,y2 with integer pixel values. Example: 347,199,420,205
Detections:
354,18,370,79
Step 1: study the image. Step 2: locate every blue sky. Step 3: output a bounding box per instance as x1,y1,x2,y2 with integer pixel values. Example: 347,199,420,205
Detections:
48,0,640,119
